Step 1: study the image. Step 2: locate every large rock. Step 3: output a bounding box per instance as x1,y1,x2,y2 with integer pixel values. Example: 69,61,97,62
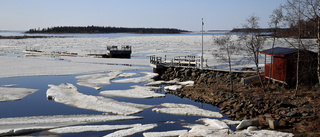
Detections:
236,119,252,130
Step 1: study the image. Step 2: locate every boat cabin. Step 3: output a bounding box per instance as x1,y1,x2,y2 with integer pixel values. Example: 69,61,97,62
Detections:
260,47,318,86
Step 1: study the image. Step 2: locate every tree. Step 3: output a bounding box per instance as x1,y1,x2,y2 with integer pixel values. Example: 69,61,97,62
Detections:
281,0,320,86
238,15,266,90
267,7,284,89
213,34,238,92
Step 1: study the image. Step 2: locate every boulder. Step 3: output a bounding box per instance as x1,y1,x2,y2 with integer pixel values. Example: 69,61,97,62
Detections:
236,119,253,130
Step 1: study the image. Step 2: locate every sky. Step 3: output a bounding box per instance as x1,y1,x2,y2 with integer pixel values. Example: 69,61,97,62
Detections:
0,0,287,31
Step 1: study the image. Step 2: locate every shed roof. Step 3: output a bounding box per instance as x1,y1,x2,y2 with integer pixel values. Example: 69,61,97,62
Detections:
260,47,297,56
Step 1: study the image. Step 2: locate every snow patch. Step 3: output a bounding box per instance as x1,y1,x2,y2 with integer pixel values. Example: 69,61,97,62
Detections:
100,85,164,99
152,103,223,118
46,83,152,115
112,72,158,83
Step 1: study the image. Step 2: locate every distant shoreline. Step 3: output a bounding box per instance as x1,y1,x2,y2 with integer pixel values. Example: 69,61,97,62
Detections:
25,26,189,34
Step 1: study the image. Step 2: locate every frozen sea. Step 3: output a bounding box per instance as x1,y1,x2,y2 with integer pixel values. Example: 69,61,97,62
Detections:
0,31,233,137
0,31,298,136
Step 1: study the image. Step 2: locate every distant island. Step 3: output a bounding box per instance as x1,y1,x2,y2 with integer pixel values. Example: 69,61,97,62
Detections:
25,26,188,34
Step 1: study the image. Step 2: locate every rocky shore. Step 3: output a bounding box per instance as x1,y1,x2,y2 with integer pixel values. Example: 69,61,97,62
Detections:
156,67,320,136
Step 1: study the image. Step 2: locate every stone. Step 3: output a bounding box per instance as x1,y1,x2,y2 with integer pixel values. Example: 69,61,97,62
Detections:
268,119,279,129
287,110,301,117
247,126,258,132
236,119,252,130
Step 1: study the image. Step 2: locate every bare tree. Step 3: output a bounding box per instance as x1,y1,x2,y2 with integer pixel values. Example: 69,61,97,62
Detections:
267,7,284,89
238,15,266,90
282,0,320,86
213,34,237,92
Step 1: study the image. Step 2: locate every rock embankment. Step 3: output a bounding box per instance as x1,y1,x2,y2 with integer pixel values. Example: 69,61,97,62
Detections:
157,66,320,136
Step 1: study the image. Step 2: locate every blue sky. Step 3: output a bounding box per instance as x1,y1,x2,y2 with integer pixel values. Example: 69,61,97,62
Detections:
0,0,287,31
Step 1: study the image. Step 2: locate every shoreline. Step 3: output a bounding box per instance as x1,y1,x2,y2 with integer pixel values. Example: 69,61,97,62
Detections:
158,66,320,136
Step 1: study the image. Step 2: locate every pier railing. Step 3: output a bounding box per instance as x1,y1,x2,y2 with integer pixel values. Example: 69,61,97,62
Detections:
150,55,206,68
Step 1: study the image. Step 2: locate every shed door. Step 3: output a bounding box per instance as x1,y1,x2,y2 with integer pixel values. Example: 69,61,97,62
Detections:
272,57,286,82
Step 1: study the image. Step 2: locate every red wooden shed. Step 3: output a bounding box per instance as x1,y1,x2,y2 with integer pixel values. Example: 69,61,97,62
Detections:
260,47,318,86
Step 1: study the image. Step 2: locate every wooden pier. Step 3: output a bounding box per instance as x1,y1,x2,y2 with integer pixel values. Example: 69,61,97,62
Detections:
150,55,257,75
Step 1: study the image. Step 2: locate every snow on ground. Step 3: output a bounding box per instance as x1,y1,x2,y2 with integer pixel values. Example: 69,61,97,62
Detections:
143,129,188,137
112,72,158,83
48,124,141,134
46,83,152,115
152,103,223,118
100,85,164,99
76,71,122,90
0,87,38,102
103,124,157,137
0,114,142,136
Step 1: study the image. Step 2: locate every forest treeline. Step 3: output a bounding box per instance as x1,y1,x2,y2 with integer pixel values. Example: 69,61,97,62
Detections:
25,26,188,34
231,16,318,38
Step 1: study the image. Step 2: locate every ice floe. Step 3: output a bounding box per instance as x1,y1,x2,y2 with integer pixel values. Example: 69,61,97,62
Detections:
143,129,188,137
181,118,294,137
103,124,157,137
48,124,141,134
0,87,38,102
197,118,229,129
46,83,152,115
112,72,158,83
100,85,164,99
164,85,183,91
1,84,18,87
118,72,139,78
0,114,142,136
0,56,144,78
152,103,223,118
76,71,122,90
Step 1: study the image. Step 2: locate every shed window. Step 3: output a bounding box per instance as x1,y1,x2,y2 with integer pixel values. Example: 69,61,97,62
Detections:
266,55,272,65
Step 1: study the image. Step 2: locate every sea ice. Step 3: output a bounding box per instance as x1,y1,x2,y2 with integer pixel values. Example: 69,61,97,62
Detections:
118,72,139,78
0,56,143,78
145,80,165,86
152,103,223,118
0,114,142,136
181,117,294,137
143,129,188,137
76,71,122,90
0,87,38,102
46,83,152,115
164,85,182,91
48,124,141,134
1,84,18,87
196,118,229,129
112,72,158,83
100,85,164,99
103,124,157,137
